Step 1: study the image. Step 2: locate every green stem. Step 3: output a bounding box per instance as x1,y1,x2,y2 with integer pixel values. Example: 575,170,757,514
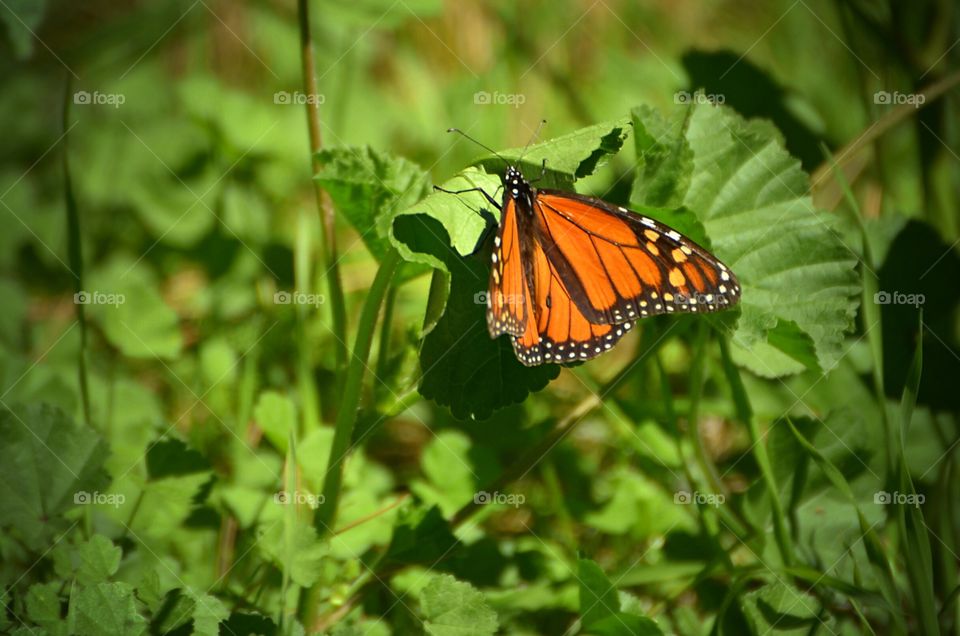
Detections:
687,322,724,499
298,0,348,383
315,249,402,536
62,76,91,430
718,335,794,567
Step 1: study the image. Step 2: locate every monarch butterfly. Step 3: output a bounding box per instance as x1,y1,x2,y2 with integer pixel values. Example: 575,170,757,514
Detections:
440,128,741,367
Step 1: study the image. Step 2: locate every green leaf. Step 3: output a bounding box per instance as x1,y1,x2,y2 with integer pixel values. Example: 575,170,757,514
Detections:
415,244,558,420
631,103,860,375
420,574,498,636
252,390,297,453
85,259,183,359
145,438,210,479
630,105,694,208
410,431,478,516
150,588,195,635
741,582,822,636
188,589,229,636
579,559,621,629
487,118,631,179
76,534,121,585
25,582,63,631
131,471,212,538
0,403,109,550
586,613,664,636
315,146,431,262
385,504,458,566
578,558,665,635
390,167,500,270
257,518,328,587
73,582,147,636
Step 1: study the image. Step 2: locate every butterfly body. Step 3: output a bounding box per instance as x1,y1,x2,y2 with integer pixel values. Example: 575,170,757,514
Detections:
486,164,741,367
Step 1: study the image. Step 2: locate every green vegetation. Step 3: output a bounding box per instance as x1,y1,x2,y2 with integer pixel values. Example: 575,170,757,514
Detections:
1,1,958,634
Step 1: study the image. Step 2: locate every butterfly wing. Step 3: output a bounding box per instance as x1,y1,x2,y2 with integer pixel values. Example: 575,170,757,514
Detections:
509,236,632,366
487,196,530,339
533,191,740,322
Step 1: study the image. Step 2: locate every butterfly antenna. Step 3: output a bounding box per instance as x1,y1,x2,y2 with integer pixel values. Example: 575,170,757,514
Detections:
517,119,547,164
447,128,507,164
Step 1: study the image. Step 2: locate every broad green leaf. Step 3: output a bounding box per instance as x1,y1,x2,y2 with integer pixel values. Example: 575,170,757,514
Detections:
416,243,558,420
315,146,431,262
0,403,109,550
420,574,498,636
145,437,211,479
131,471,212,538
25,582,63,632
410,430,477,515
579,559,664,636
586,613,664,636
85,259,182,359
257,518,328,587
189,589,230,636
73,582,147,636
489,117,631,179
252,390,297,453
741,582,822,636
579,559,621,629
384,504,458,566
632,104,860,375
630,105,694,208
151,589,195,635
76,534,121,585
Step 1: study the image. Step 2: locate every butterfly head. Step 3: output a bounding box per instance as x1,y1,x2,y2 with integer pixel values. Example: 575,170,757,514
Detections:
502,166,533,206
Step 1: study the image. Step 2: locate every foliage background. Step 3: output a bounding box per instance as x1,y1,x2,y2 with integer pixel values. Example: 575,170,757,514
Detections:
1,0,959,634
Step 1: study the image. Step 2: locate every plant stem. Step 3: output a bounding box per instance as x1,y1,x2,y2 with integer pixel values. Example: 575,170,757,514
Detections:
687,322,724,498
315,248,402,536
718,336,794,567
62,76,91,430
298,0,348,383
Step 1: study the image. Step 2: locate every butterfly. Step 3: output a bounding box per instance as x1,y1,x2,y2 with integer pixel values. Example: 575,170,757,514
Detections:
440,128,741,367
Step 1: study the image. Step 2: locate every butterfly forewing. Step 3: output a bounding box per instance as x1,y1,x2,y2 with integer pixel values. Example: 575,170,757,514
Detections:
534,191,740,322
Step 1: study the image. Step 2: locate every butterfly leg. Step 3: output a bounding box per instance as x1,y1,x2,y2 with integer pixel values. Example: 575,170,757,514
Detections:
433,185,502,211
528,158,548,184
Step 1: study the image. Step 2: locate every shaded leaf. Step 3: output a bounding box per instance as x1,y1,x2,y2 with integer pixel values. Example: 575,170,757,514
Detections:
420,574,498,636
0,404,109,550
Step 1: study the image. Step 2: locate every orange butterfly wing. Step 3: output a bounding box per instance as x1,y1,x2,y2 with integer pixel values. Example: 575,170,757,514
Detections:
487,186,740,367
534,191,740,323
487,197,530,339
